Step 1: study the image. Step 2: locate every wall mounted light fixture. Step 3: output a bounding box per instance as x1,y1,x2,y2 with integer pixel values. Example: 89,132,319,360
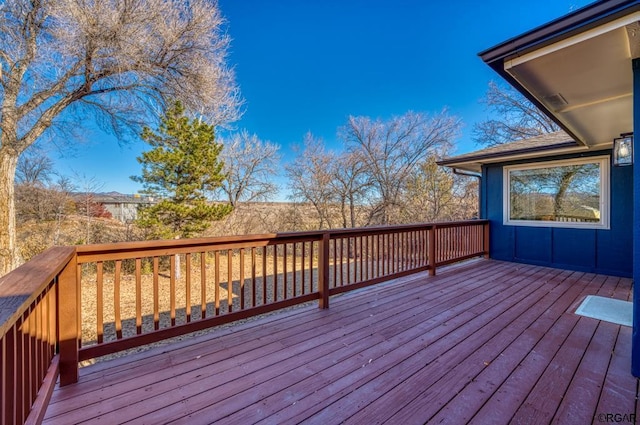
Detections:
613,133,633,166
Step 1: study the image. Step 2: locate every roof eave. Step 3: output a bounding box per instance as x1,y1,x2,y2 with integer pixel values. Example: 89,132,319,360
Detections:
437,142,590,172
479,0,639,64
478,0,640,146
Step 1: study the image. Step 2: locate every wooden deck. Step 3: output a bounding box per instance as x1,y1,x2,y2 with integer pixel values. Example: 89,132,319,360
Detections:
43,259,638,424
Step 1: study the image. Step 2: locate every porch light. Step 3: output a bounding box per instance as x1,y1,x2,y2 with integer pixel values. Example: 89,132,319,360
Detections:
613,133,633,166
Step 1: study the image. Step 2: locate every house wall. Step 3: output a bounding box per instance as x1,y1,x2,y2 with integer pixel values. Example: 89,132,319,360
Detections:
102,203,139,222
481,150,633,277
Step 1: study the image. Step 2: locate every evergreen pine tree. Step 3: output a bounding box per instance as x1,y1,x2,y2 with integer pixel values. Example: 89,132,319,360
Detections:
132,102,232,239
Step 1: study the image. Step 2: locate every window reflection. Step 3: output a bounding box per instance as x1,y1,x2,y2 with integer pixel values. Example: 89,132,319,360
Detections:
509,162,601,223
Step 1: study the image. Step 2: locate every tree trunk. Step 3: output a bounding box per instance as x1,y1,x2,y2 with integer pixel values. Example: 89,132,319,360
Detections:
0,151,19,276
349,196,357,228
554,170,578,218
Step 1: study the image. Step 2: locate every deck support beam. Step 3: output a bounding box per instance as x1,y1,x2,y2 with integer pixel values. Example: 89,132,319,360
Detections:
318,232,330,309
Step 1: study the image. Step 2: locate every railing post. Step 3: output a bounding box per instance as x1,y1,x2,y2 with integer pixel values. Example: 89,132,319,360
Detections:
318,232,330,309
58,252,79,386
428,225,436,276
483,221,490,259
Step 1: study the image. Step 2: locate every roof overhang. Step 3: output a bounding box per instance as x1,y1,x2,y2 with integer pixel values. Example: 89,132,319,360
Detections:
480,0,640,148
437,143,593,173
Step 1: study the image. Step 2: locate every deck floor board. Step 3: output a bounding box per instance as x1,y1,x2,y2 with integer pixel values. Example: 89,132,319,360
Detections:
43,260,638,425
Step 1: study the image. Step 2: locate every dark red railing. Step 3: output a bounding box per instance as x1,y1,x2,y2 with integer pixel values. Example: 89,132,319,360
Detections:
0,247,76,425
0,220,488,424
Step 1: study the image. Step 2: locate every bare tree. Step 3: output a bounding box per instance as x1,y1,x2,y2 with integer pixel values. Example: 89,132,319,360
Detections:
473,81,559,147
341,110,461,225
403,156,456,222
14,148,73,227
16,146,54,186
218,130,280,207
15,179,59,223
285,134,337,229
51,175,74,245
330,150,371,228
0,0,242,274
73,173,105,245
402,156,478,222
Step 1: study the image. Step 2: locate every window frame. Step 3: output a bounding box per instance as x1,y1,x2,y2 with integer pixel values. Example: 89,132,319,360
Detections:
502,156,610,230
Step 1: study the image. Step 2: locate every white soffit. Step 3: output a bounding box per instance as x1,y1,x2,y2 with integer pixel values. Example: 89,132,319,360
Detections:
503,12,640,147
505,12,640,68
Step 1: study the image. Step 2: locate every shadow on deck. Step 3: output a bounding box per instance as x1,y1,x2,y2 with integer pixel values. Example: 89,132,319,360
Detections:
43,259,638,424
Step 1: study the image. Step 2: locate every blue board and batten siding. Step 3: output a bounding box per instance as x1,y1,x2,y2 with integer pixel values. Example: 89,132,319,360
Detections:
481,150,633,277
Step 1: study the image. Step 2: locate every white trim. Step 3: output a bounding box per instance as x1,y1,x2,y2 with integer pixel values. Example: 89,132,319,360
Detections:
503,156,610,230
504,12,640,69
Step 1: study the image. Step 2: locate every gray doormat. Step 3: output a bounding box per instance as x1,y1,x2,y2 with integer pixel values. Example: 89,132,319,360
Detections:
575,295,632,327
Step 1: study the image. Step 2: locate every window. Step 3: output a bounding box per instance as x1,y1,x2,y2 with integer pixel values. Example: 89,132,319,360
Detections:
503,156,609,229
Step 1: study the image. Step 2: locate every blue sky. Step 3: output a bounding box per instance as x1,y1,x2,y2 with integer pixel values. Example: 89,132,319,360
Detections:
52,0,593,196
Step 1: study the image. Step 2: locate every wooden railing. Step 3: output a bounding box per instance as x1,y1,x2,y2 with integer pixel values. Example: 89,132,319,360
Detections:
0,219,488,424
0,247,76,425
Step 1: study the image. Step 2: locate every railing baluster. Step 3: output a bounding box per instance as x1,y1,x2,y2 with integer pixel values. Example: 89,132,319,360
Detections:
32,294,45,392
339,238,344,286
309,240,314,291
215,251,220,315
153,257,159,330
376,234,380,277
273,245,278,302
200,252,207,319
389,233,393,275
400,232,405,271
28,303,36,408
96,262,104,343
393,233,397,274
411,231,416,268
251,247,257,307
359,236,363,282
3,325,16,425
16,318,24,424
403,232,408,270
397,232,402,272
39,293,47,379
284,244,289,298
240,248,245,310
114,260,122,339
346,238,351,284
136,258,142,333
227,249,233,313
169,256,176,327
293,243,298,296
301,242,306,295
332,239,337,289
185,254,191,323
48,281,57,358
364,235,369,281
262,246,268,304
423,229,428,266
